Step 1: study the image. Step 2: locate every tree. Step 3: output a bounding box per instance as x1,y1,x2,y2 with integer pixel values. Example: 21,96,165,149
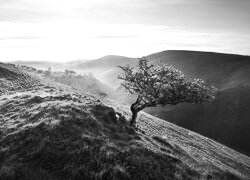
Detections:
65,69,76,76
118,57,216,126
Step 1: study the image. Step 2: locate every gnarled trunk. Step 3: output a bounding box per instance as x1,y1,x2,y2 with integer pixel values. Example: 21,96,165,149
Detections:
130,96,147,126
130,104,138,126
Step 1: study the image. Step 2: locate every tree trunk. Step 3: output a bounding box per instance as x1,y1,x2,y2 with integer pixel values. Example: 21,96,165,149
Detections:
130,107,138,126
130,98,139,126
129,96,149,126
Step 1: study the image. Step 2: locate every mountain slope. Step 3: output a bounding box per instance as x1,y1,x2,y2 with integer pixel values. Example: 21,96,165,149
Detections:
72,55,138,70
70,55,138,84
1,62,250,179
147,50,250,89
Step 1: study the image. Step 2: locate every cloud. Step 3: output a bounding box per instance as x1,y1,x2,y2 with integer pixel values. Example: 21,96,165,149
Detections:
0,36,40,40
93,35,139,39
0,0,249,61
0,0,249,34
0,22,249,62
0,0,63,22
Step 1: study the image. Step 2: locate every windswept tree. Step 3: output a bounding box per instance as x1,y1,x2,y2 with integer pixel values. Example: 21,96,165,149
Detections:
118,57,216,126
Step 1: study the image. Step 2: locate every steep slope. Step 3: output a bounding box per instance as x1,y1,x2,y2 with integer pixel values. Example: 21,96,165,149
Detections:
0,62,41,94
1,62,250,179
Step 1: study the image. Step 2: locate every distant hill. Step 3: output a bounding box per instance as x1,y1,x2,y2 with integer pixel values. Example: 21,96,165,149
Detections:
12,60,64,70
1,62,250,179
147,50,250,89
67,55,138,87
71,55,138,70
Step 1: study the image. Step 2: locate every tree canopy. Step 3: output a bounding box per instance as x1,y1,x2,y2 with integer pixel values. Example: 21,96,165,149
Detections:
118,57,216,126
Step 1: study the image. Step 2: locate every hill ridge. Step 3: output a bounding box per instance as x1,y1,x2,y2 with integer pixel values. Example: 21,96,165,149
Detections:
147,50,250,57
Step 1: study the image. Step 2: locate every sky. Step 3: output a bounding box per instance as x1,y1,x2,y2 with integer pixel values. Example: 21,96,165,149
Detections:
0,0,250,62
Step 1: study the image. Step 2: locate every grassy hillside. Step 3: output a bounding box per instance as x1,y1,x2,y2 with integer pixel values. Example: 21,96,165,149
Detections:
0,63,41,94
1,62,250,179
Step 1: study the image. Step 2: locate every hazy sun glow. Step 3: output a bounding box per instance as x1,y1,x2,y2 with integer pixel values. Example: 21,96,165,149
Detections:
0,0,250,62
